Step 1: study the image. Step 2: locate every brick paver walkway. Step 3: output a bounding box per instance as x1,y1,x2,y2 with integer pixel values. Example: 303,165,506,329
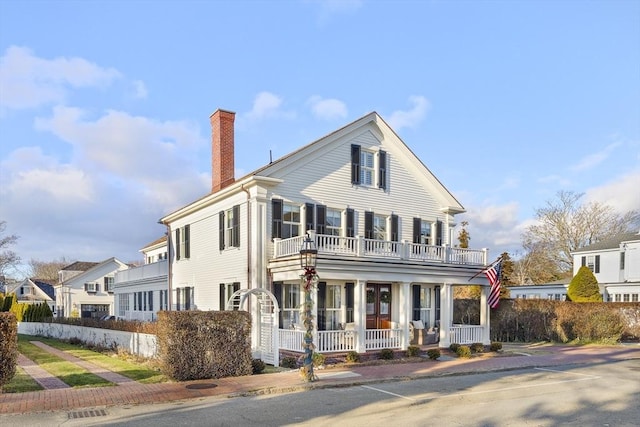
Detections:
16,354,70,390
2,343,638,415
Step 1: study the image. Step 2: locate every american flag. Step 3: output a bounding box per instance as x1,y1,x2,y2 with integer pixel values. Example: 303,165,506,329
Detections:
485,260,502,309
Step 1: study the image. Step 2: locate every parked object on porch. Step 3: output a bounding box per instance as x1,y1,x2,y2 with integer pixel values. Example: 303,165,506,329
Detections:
409,320,439,345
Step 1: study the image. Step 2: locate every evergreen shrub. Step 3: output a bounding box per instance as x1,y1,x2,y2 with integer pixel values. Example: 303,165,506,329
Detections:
0,312,18,387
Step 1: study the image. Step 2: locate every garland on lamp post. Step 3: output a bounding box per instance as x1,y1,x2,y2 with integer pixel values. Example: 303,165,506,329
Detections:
300,233,318,382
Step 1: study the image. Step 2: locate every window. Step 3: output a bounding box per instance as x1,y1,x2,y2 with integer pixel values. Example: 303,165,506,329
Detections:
326,208,342,236
623,294,630,302
582,255,600,273
412,285,431,326
84,282,97,293
324,284,342,330
282,284,300,328
175,287,194,311
159,290,168,311
104,277,114,293
413,218,432,245
360,150,374,186
632,294,638,302
219,282,240,310
176,225,190,260
220,205,240,249
282,203,300,239
373,214,386,240
118,293,129,317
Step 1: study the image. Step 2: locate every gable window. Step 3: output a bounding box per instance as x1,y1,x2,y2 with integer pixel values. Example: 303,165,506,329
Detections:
360,150,375,186
282,203,300,239
583,255,600,273
104,277,114,293
220,205,240,250
84,282,97,293
351,144,388,190
176,224,190,260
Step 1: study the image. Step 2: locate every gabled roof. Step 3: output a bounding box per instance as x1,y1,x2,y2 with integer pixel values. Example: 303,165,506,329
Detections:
573,231,640,253
161,111,464,223
32,279,55,300
60,257,128,285
140,235,167,251
61,261,99,272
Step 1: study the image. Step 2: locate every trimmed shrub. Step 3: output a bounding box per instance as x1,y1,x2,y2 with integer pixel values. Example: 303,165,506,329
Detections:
470,342,484,353
406,345,421,357
252,359,266,374
490,341,503,352
426,348,441,360
280,356,297,369
568,266,602,302
449,343,461,353
312,352,326,367
379,348,394,360
346,351,360,363
0,312,18,387
456,345,472,358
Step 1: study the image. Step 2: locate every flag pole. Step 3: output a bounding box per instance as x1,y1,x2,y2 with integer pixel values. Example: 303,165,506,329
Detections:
467,255,503,282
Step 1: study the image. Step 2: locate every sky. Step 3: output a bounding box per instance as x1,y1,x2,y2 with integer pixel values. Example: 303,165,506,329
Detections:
0,0,639,278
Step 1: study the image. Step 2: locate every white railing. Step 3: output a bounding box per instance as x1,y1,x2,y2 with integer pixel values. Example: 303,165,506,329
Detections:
115,260,168,283
273,235,487,266
317,330,356,353
365,328,402,350
279,329,305,352
450,325,484,344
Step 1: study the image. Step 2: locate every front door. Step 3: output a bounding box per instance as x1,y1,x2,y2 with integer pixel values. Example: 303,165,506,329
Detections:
366,283,391,329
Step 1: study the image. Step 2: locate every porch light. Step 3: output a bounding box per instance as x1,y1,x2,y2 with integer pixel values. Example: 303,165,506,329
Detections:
299,233,317,271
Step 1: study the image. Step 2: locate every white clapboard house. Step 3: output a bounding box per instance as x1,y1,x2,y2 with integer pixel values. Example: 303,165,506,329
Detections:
159,109,493,364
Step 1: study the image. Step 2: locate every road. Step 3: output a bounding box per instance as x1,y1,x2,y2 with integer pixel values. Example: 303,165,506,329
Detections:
3,358,639,427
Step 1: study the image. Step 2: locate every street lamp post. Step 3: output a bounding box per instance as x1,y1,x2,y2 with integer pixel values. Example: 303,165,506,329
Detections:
299,232,318,382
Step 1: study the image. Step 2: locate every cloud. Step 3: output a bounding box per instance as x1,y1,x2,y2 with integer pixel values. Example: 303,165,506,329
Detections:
307,96,348,120
243,91,295,121
0,46,121,111
132,80,148,99
309,0,364,24
387,96,431,130
584,169,640,215
458,201,524,255
570,141,622,172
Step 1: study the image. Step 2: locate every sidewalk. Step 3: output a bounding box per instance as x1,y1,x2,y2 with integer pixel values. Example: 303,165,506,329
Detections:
1,343,638,415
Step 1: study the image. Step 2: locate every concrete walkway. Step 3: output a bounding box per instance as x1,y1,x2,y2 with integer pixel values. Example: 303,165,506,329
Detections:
1,343,638,415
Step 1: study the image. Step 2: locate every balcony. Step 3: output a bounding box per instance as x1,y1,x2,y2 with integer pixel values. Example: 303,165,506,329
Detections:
115,260,168,284
273,234,487,266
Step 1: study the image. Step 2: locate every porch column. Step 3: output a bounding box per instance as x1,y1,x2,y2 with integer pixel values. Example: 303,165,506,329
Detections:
354,279,366,353
399,282,411,349
439,283,453,348
480,285,491,345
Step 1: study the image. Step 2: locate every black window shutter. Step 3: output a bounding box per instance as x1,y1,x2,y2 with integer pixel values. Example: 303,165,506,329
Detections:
134,292,137,310
175,289,180,311
391,214,399,241
364,211,374,239
272,199,283,239
84,283,88,292
351,144,361,184
378,150,387,190
273,282,282,327
185,287,191,310
232,205,240,247
581,256,586,267
316,205,326,235
138,292,142,311
317,282,326,331
184,225,190,259
412,285,421,320
219,284,225,311
436,220,443,246
346,208,355,237
104,277,108,288
149,291,153,311
305,203,315,233
413,218,421,243
219,211,225,250
595,255,600,273
345,282,354,323
233,282,240,293
175,228,181,260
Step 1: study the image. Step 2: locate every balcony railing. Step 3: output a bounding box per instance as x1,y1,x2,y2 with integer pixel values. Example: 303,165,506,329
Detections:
273,234,487,266
115,260,168,284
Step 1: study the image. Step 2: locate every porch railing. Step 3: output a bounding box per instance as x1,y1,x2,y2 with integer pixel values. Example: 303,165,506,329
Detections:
317,330,356,352
450,325,484,344
279,329,304,352
364,328,402,350
273,234,486,266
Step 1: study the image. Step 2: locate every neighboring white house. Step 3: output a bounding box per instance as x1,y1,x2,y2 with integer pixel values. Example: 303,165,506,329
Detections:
113,236,169,321
158,108,493,362
8,278,56,312
55,258,128,318
508,231,640,302
572,231,640,302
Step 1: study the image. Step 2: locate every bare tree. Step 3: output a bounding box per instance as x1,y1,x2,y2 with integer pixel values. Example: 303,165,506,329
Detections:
0,221,20,276
28,257,72,283
522,191,639,273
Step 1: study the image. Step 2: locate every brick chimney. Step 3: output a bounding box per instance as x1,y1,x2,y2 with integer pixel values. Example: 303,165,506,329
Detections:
210,109,236,192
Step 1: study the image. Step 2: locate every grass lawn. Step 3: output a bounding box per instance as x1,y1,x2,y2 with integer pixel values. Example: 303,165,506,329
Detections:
1,366,43,393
